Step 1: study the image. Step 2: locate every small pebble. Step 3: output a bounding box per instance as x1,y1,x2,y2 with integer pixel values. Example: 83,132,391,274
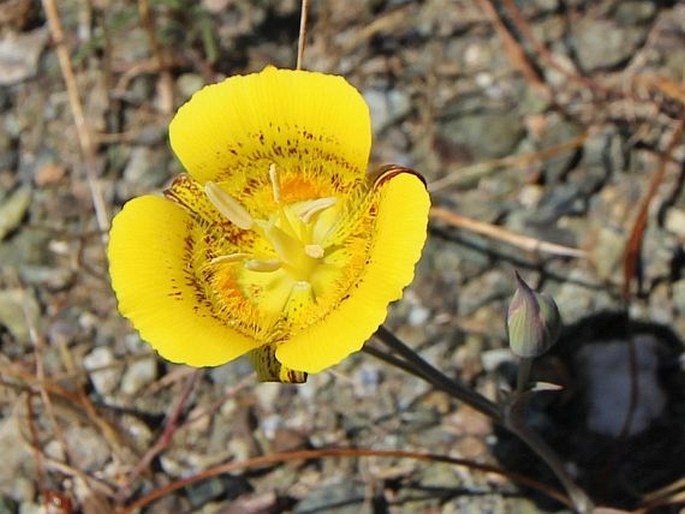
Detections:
0,185,31,241
83,346,121,396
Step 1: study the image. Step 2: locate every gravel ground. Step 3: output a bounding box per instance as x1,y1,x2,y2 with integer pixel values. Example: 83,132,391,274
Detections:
0,0,684,513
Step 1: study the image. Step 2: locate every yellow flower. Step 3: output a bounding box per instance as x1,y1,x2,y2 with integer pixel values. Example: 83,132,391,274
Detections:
108,66,430,383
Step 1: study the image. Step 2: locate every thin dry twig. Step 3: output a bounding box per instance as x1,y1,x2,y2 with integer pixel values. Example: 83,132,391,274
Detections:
498,0,601,91
21,442,118,499
337,4,414,56
22,286,95,505
182,373,255,427
296,0,310,70
41,0,109,235
477,0,546,90
2,352,132,467
137,0,174,113
117,447,573,514
428,133,589,192
116,369,203,503
431,206,587,259
640,476,685,511
25,395,47,496
623,119,684,299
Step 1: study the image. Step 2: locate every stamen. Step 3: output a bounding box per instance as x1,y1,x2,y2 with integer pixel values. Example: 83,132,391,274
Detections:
205,181,254,230
304,244,324,259
208,253,250,265
269,163,281,204
299,197,337,223
244,259,282,272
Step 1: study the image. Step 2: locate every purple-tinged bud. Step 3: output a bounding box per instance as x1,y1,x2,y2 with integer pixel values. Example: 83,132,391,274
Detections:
507,271,562,358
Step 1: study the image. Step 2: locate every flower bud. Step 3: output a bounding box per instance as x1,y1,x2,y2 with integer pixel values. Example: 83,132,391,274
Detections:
507,271,562,358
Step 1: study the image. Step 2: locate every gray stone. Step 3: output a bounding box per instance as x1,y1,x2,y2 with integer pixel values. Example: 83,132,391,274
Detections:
0,414,35,502
641,225,677,285
417,462,464,489
63,425,111,473
553,268,611,325
664,208,685,238
116,144,173,200
0,496,17,514
254,382,283,412
0,288,40,347
0,29,48,85
664,49,685,82
539,115,583,183
615,1,657,24
120,357,157,396
177,73,206,99
0,128,17,173
672,279,685,314
294,480,367,514
592,227,625,281
439,112,525,160
571,18,648,72
18,503,42,514
19,265,73,290
364,88,411,133
83,346,121,396
122,146,171,191
458,269,511,316
185,476,250,508
0,185,31,241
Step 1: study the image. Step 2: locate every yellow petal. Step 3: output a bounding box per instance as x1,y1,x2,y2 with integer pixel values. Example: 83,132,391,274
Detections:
169,66,371,188
275,171,430,373
108,195,262,366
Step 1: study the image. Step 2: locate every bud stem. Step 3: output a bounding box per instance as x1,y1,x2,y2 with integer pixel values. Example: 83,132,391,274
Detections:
516,357,533,394
368,325,595,513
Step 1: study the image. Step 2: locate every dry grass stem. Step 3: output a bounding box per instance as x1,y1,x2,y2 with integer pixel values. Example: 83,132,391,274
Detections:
428,133,590,192
431,206,588,259
477,0,546,90
41,0,110,235
117,447,573,514
137,0,174,114
623,118,684,299
296,0,310,70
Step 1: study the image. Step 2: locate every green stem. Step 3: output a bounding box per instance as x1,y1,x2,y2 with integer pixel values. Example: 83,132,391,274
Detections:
370,325,594,514
362,345,430,382
373,325,502,422
506,394,594,514
516,357,533,394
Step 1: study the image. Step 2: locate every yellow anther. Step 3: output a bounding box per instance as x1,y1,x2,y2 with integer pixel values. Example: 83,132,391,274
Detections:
269,163,281,204
205,181,254,230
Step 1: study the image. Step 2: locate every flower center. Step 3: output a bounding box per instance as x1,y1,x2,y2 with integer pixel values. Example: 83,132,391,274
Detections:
205,164,340,287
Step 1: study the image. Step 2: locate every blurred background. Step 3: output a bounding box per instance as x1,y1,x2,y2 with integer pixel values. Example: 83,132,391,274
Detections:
0,0,684,512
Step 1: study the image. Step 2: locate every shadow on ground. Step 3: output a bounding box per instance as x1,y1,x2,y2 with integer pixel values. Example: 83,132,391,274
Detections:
494,311,685,512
